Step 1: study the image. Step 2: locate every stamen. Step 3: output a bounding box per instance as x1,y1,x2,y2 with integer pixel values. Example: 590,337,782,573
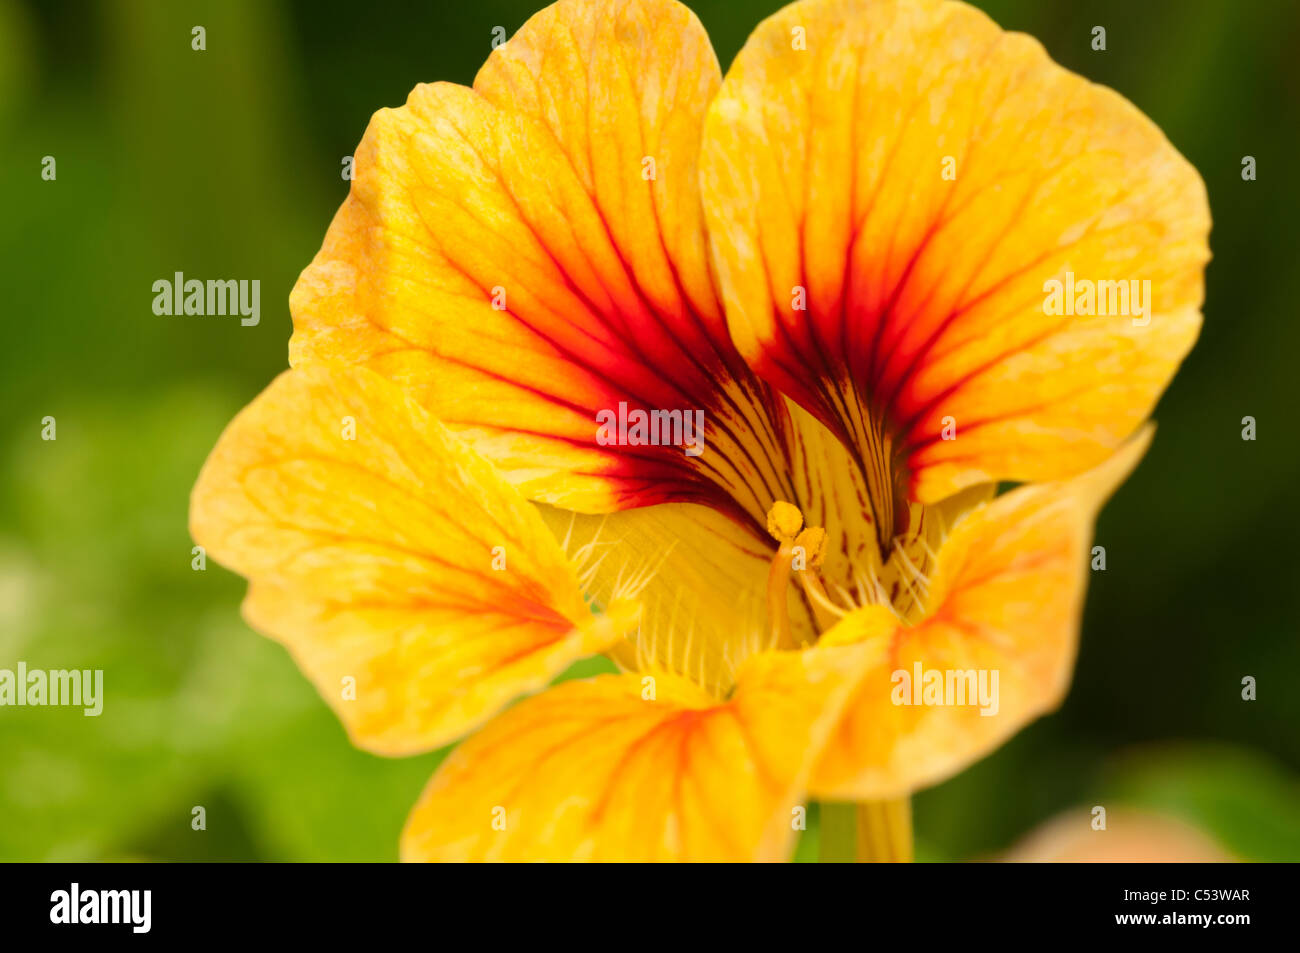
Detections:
766,500,804,542
765,502,801,650
765,502,844,647
888,534,936,621
792,527,845,631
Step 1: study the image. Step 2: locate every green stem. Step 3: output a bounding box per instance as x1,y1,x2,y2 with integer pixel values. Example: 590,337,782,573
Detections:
818,802,860,862
819,799,914,862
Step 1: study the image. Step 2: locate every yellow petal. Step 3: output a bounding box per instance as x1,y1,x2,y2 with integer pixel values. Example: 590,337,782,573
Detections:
812,428,1152,799
474,0,722,330
701,0,1209,509
190,365,627,756
401,611,882,861
539,497,804,698
290,0,792,524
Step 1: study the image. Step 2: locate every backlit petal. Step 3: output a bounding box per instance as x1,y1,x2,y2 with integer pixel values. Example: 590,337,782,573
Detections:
190,365,626,756
291,0,793,524
701,0,1208,512
812,428,1152,799
401,611,882,861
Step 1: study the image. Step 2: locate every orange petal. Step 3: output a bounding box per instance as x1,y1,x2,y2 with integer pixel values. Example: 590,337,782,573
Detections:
401,614,881,861
190,365,629,756
812,428,1151,799
701,0,1209,509
290,0,792,525
1003,809,1233,862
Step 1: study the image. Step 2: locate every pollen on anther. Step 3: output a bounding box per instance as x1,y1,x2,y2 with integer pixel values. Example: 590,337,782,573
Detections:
766,501,803,542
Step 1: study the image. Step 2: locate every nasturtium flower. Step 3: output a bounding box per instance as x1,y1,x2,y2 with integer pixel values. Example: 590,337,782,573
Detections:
191,0,1208,862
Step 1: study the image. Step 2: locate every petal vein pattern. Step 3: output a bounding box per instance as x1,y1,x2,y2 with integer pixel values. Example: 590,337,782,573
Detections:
701,0,1209,513
402,612,882,862
190,365,629,755
290,0,797,528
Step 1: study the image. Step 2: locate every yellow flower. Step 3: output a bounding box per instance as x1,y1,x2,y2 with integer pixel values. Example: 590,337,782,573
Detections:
191,0,1208,861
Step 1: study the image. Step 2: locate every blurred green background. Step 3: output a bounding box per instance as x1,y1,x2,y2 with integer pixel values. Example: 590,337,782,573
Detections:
2,0,1297,861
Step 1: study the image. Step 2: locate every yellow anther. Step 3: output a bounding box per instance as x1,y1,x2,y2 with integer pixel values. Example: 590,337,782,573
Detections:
765,504,839,650
793,527,826,569
766,501,804,543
